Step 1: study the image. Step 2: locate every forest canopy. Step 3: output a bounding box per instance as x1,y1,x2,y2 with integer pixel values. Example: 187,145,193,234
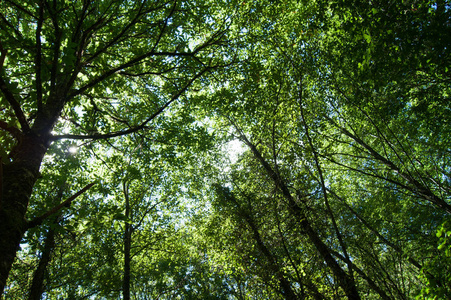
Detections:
1,0,450,299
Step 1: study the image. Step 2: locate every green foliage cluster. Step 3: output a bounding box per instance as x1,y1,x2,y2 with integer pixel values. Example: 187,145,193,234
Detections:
1,0,450,299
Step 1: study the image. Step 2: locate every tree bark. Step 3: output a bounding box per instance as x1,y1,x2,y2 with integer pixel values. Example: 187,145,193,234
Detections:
0,131,50,296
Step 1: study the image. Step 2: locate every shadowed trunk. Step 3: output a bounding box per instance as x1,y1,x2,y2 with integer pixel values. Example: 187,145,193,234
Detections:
221,190,299,300
28,215,60,300
237,132,361,300
123,182,132,300
0,131,51,296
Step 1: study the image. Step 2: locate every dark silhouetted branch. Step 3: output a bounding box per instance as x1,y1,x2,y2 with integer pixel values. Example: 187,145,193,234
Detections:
27,182,96,229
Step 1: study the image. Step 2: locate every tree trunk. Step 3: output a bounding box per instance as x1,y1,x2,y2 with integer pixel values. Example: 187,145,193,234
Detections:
123,221,131,300
123,182,132,300
28,216,59,300
0,131,50,296
239,134,361,300
222,190,298,300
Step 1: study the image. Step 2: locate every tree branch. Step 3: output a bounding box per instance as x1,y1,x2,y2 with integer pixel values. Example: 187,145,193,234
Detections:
0,40,6,73
330,249,391,300
0,14,23,42
0,77,30,132
326,187,425,272
27,182,96,229
0,120,22,140
45,0,63,90
5,0,37,18
326,115,451,214
52,66,211,141
298,78,355,283
84,0,151,64
149,0,177,53
35,1,44,111
69,49,198,100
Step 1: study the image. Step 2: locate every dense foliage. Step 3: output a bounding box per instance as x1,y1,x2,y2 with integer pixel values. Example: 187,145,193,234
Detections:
1,0,450,299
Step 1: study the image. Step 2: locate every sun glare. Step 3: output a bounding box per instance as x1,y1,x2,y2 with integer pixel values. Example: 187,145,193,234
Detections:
68,146,78,154
226,139,245,164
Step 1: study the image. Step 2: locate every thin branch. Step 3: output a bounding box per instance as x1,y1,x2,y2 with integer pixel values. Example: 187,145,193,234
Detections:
0,13,23,42
5,0,37,18
320,153,417,193
118,66,177,77
44,0,63,89
134,198,162,232
27,182,96,229
130,235,171,259
331,79,442,205
228,118,360,299
329,249,391,300
35,1,44,111
69,50,197,100
326,188,425,272
64,12,118,91
326,115,451,214
84,0,150,64
149,0,177,53
70,0,91,44
221,187,298,299
273,198,305,292
0,40,7,73
298,76,354,283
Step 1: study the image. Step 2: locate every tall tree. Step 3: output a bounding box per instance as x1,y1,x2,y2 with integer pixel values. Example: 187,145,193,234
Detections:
0,0,232,293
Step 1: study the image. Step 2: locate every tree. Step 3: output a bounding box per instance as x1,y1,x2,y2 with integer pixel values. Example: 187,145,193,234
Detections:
0,0,233,294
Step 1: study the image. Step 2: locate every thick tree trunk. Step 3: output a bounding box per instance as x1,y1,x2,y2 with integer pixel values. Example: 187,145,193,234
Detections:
0,131,50,296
